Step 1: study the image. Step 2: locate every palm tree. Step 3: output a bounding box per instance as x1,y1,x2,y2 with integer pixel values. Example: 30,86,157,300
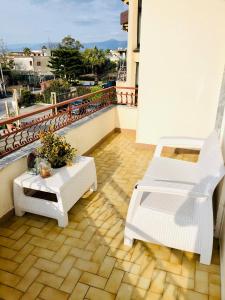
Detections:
83,47,106,76
23,48,31,56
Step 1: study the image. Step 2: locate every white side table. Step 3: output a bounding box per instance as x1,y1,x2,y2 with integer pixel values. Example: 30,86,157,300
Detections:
13,156,97,227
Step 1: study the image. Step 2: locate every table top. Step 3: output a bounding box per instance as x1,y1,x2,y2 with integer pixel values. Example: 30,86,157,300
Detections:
14,156,95,193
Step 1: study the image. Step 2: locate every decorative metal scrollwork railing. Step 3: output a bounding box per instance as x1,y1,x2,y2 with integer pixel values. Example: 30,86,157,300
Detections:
0,87,116,158
117,66,127,82
0,86,138,159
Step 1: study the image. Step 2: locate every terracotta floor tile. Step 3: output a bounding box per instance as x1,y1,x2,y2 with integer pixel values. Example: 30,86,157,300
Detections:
0,132,222,299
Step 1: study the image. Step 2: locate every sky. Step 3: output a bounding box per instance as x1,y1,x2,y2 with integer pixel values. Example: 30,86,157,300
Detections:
0,0,128,45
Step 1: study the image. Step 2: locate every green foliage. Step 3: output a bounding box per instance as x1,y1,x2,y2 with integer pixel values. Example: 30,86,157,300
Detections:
61,35,83,50
23,48,31,56
48,36,84,82
90,85,103,101
19,90,45,106
43,79,71,103
76,86,91,96
90,86,102,93
82,47,116,80
20,89,35,107
75,86,102,101
48,36,116,83
7,59,15,69
1,59,14,71
83,47,106,74
0,60,15,87
37,129,77,168
0,124,6,130
102,60,117,75
48,48,84,82
35,93,44,103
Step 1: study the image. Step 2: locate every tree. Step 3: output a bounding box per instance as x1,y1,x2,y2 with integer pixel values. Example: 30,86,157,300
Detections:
61,35,83,50
23,48,31,56
0,39,13,69
83,47,106,74
42,79,71,103
0,39,14,94
0,39,10,71
83,47,116,80
20,89,35,107
7,59,15,69
0,39,8,64
48,48,84,82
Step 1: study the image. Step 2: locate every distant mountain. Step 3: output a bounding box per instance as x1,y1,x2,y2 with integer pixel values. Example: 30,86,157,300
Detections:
83,39,127,50
7,39,127,52
7,43,50,51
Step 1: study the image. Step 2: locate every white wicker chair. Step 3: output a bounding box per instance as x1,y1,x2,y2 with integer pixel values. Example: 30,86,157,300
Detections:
124,131,225,265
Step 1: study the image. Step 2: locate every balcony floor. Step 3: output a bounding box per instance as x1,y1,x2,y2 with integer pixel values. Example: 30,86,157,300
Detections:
0,132,221,299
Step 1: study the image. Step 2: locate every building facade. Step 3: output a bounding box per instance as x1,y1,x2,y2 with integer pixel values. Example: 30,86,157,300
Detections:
13,57,34,72
32,56,53,76
119,0,225,144
120,1,225,298
10,48,53,77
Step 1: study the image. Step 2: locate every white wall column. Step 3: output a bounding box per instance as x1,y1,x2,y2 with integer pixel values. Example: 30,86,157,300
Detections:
136,0,225,144
126,0,138,87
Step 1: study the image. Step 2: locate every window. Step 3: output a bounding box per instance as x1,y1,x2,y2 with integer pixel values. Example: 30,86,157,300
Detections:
29,61,32,66
37,61,41,66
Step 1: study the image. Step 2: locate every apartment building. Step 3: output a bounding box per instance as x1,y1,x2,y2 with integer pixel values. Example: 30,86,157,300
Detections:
11,48,53,76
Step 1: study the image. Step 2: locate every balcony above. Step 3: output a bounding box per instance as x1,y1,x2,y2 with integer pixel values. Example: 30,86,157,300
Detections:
120,10,128,31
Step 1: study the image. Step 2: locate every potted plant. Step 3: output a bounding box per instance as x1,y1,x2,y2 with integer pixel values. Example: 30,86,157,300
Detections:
37,129,77,169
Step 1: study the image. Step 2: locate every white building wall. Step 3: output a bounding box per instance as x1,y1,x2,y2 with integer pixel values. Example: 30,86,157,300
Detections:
115,106,137,130
136,0,225,144
14,57,34,72
33,56,53,75
125,0,139,87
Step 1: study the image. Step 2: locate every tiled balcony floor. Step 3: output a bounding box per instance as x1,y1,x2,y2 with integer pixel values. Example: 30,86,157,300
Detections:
0,132,221,300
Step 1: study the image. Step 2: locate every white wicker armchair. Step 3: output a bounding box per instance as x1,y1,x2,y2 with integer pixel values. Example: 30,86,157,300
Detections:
124,132,225,265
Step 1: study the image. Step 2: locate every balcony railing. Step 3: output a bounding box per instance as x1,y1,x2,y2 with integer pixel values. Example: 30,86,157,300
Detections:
116,86,138,106
117,66,127,82
0,87,138,159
